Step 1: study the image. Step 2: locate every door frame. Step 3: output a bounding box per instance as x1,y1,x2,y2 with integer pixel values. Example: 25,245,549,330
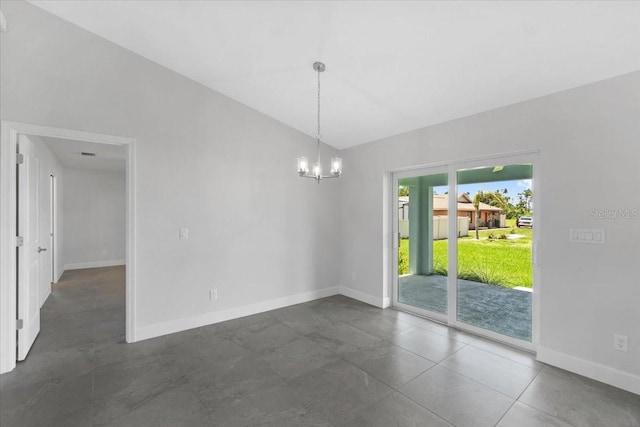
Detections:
0,121,137,373
389,149,541,352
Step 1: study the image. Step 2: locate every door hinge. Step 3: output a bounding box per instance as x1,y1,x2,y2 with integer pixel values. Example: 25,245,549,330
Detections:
16,153,24,165
16,236,24,247
16,319,23,330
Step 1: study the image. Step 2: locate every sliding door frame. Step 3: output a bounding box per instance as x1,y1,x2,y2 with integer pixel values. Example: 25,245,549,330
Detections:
390,149,541,352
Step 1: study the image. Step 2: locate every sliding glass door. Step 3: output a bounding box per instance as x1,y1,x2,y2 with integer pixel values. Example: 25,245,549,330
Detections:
393,153,538,349
394,167,449,321
455,163,534,343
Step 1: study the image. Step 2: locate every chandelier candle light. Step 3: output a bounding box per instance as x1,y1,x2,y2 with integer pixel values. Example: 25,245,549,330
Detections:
297,62,342,183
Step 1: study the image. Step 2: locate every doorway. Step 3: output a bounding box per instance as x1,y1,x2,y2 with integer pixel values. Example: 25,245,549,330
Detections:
0,121,136,374
392,151,539,350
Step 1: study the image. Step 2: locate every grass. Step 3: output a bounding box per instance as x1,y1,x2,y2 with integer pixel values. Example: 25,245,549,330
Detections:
398,222,532,289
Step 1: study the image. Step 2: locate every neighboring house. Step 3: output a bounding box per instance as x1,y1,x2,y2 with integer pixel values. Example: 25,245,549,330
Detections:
399,193,504,229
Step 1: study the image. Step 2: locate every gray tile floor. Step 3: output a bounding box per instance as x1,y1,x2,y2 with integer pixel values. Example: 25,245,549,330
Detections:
1,267,638,427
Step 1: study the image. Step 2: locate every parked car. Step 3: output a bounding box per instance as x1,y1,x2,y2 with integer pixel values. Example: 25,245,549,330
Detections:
517,216,533,227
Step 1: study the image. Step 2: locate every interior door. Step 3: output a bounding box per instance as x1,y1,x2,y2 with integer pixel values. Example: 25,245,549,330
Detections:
39,172,52,306
50,175,56,284
17,135,41,361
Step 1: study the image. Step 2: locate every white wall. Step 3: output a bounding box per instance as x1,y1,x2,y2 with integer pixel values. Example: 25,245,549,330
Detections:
62,168,125,270
0,1,340,339
339,71,640,393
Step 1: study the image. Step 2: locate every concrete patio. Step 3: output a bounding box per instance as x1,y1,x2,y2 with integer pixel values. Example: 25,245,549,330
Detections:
399,274,532,341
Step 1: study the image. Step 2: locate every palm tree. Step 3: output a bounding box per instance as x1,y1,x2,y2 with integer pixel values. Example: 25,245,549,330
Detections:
473,191,484,240
488,191,509,211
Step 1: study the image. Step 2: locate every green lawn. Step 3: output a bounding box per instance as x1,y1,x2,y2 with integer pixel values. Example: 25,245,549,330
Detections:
399,225,532,289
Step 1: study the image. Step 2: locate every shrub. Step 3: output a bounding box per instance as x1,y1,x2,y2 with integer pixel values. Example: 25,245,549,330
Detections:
457,265,509,287
433,265,448,276
398,238,410,275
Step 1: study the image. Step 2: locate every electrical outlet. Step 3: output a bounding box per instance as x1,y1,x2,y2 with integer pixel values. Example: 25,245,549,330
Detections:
614,334,628,352
209,289,218,301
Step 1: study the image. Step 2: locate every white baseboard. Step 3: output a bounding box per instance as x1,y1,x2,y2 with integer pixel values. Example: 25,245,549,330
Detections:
339,286,387,308
40,287,50,308
64,259,125,271
537,346,640,395
135,286,340,342
55,268,64,283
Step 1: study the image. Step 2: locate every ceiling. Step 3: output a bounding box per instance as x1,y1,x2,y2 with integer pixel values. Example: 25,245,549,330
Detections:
40,136,126,172
30,1,640,150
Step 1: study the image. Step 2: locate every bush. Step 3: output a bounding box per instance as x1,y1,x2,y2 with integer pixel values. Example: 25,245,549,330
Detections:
433,265,448,276
398,238,410,275
457,265,509,287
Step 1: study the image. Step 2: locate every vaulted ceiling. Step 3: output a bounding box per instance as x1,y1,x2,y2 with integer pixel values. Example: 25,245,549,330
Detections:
30,1,640,149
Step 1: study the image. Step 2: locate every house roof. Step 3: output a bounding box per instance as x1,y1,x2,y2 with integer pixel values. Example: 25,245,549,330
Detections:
399,194,503,212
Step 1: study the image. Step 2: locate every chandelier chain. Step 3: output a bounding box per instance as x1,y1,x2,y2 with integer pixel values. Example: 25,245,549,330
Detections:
297,61,341,182
317,67,322,134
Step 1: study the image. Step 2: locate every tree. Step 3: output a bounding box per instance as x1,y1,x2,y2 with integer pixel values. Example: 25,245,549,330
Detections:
478,191,510,210
487,191,509,212
398,186,409,197
518,189,533,213
473,191,484,240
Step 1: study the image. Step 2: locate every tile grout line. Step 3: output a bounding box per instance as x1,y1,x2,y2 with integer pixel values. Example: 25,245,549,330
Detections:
508,368,584,427
391,379,456,426
231,306,446,426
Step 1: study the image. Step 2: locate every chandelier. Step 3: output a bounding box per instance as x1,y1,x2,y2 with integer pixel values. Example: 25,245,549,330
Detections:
297,62,342,183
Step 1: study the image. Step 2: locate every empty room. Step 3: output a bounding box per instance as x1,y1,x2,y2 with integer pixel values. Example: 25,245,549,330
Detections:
0,1,639,427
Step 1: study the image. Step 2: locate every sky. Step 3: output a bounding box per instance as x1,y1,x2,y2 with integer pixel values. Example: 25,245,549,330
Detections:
434,179,532,204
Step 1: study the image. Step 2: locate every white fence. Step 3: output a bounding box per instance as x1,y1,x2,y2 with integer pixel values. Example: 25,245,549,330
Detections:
399,216,470,239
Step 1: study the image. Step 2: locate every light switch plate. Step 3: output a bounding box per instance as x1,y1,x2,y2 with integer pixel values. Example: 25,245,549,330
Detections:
569,228,605,244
